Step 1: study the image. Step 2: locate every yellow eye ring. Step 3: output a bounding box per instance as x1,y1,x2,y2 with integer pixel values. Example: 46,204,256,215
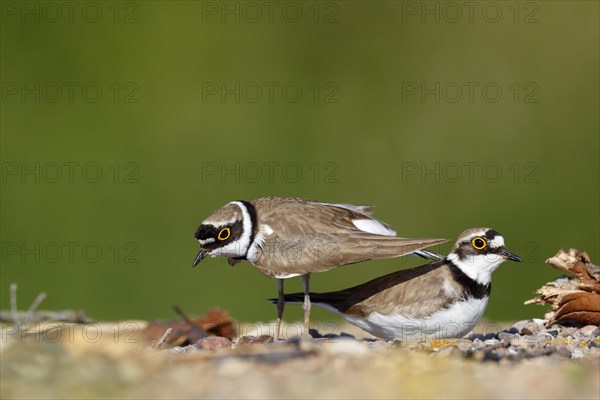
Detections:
471,237,487,250
217,227,231,241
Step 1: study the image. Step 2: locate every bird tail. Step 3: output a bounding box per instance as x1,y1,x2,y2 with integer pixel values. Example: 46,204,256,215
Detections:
349,236,447,260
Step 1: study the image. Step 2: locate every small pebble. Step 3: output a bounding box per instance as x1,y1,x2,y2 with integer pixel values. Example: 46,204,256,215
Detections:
588,340,600,349
571,348,585,359
577,325,597,336
368,339,389,348
491,348,507,358
324,332,355,340
512,319,543,335
435,346,462,358
236,335,274,346
196,336,232,350
482,350,502,362
543,329,559,337
554,342,572,358
520,335,548,348
323,339,369,355
507,345,521,356
456,340,473,351
559,327,577,337
467,333,484,341
511,319,528,330
498,332,514,346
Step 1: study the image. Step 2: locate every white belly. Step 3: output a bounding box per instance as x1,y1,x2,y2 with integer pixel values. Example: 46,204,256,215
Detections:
342,297,489,341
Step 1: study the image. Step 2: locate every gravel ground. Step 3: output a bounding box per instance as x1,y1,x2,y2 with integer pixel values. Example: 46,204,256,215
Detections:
176,318,600,362
1,320,599,399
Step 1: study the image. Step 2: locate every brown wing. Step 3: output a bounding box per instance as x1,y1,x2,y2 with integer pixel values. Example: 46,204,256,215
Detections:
252,197,380,233
251,198,446,276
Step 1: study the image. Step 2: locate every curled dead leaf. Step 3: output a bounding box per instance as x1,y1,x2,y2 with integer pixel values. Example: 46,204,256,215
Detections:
550,291,600,325
527,249,600,327
545,249,600,293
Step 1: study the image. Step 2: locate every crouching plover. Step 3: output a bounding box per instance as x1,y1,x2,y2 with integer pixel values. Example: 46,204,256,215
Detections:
275,228,521,340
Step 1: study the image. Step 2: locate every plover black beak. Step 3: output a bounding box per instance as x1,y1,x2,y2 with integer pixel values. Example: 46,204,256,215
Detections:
501,249,522,262
193,248,208,267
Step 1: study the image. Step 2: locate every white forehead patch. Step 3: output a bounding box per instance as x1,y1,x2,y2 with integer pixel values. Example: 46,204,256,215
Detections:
465,229,488,240
488,235,505,248
203,216,239,227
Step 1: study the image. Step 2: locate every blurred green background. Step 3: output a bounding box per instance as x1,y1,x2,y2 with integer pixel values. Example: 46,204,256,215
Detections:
1,1,598,326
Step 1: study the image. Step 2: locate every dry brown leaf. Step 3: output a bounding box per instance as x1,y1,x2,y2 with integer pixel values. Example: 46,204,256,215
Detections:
141,308,235,347
545,249,600,293
550,292,600,325
526,248,600,327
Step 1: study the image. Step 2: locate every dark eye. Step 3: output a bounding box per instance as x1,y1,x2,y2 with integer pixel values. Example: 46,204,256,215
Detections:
218,227,231,241
471,237,487,250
